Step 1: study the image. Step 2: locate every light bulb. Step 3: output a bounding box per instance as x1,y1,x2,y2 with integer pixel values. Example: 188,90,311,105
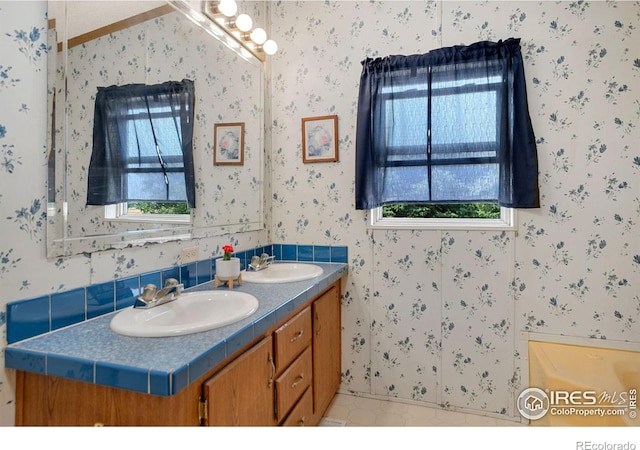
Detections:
263,39,278,55
250,27,267,45
235,14,252,32
218,0,237,18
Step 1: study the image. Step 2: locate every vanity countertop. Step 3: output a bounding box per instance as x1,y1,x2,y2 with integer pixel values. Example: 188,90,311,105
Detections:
5,262,348,397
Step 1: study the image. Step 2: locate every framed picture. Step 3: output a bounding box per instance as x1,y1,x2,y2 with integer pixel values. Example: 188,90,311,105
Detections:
301,115,338,163
214,122,244,165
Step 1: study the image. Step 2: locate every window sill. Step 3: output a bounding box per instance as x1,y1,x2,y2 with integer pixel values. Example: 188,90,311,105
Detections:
105,213,191,225
368,208,517,231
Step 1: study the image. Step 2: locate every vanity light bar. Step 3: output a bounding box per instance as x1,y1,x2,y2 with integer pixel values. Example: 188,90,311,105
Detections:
203,0,278,62
216,0,237,17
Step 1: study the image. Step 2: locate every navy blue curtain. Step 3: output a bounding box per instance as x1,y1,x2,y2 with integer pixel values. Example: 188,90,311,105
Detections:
355,38,539,210
87,79,196,208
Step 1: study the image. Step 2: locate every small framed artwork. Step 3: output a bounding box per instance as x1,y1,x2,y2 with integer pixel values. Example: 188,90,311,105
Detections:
301,115,338,163
214,122,244,165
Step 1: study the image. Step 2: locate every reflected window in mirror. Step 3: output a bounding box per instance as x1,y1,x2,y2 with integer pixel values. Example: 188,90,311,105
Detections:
87,79,196,224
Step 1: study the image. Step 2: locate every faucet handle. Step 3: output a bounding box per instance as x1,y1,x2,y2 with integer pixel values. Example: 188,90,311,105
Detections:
141,284,157,301
260,253,275,267
164,278,179,288
259,253,270,266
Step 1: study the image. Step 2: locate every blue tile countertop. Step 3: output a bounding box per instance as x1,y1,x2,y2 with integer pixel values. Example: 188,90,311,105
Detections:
5,262,348,397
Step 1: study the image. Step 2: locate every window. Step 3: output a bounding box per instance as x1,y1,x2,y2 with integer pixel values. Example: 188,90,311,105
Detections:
379,69,501,203
355,39,540,228
87,79,196,220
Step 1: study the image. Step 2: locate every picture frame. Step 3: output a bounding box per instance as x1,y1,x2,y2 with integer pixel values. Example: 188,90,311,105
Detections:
214,122,245,165
301,115,338,163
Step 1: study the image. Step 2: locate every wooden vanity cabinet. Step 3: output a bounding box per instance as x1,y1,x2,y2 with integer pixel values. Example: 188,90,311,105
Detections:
203,306,313,426
203,336,276,426
15,370,203,426
203,282,342,427
311,283,342,423
14,280,343,426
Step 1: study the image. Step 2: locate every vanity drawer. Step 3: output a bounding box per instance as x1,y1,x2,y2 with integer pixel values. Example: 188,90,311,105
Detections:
280,387,313,426
274,306,311,371
275,346,312,421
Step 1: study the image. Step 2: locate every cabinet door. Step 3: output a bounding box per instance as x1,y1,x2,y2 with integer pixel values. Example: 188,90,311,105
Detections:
312,284,342,419
203,336,276,426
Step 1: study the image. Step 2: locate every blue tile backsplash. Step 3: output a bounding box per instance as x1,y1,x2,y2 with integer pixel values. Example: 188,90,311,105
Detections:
115,276,141,310
6,244,348,344
6,296,50,344
87,281,116,320
50,287,86,331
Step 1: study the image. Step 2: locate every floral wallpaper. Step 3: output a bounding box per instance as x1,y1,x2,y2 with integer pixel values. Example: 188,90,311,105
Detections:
268,0,639,420
0,1,268,426
1,1,48,424
1,0,639,427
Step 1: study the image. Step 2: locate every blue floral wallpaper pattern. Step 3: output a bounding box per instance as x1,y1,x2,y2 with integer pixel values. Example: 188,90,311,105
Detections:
1,0,639,426
0,1,270,425
268,0,639,421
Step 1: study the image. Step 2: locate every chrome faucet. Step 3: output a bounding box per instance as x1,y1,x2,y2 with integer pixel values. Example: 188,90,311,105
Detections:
247,253,275,271
134,278,183,309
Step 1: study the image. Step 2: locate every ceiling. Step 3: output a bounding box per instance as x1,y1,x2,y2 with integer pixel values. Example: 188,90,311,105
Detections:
49,1,166,39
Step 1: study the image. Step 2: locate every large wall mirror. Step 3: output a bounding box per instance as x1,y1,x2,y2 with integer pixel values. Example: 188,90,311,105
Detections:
47,0,265,258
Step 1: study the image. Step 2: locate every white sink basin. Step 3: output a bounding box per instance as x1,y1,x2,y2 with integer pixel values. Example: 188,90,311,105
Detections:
110,290,259,337
242,263,323,284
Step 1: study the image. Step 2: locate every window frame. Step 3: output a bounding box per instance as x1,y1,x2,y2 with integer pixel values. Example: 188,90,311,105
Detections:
88,80,196,210
101,88,192,224
368,59,514,230
368,205,516,231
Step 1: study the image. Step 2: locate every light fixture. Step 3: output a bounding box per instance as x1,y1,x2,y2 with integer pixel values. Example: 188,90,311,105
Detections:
235,13,252,33
197,1,278,62
263,39,278,56
250,27,267,45
217,0,237,17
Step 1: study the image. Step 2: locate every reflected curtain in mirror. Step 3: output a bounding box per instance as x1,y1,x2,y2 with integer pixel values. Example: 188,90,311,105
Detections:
87,79,196,208
355,38,540,210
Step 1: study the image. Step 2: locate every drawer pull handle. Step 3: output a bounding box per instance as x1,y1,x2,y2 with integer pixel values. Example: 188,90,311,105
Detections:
268,352,275,388
298,416,306,426
291,374,304,388
290,330,304,342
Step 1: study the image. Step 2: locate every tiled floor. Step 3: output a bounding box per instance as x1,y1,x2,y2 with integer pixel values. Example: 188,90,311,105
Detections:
322,393,527,427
